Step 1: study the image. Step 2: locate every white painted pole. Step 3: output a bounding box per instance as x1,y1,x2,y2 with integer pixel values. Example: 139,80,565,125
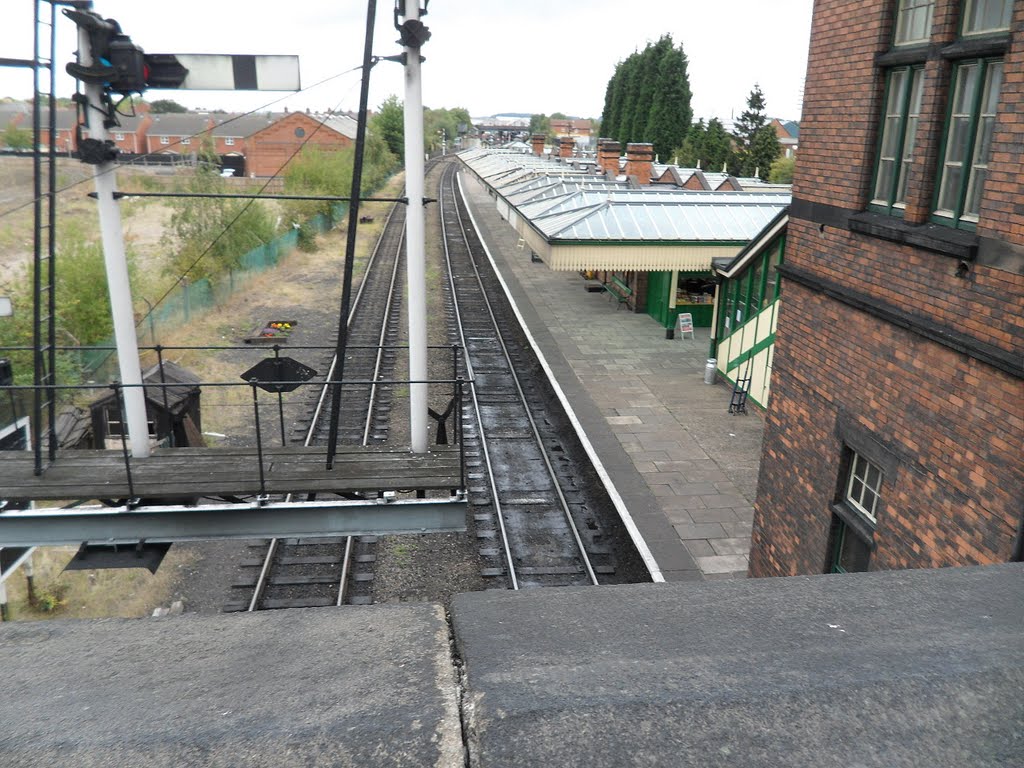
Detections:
77,26,150,458
403,0,428,453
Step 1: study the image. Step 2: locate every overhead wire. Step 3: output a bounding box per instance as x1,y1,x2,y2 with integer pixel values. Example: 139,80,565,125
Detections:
143,88,360,318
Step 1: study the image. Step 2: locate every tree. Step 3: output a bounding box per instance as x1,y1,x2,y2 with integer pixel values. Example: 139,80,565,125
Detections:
768,156,796,184
425,106,471,152
2,123,32,150
674,118,735,173
2,223,131,384
747,124,782,180
734,84,768,150
732,85,781,178
599,38,692,155
645,37,692,162
282,134,397,249
371,95,404,162
162,159,276,281
528,113,551,137
149,99,187,114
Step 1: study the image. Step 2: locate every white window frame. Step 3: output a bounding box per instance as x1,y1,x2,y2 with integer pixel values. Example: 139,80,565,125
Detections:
181,136,191,145
113,132,125,141
894,0,935,46
845,451,883,522
159,136,169,145
934,59,1004,225
962,0,1013,36
225,136,235,146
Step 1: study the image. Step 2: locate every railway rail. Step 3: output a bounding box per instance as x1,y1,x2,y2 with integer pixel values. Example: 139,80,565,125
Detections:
227,155,644,610
440,160,615,589
227,189,411,611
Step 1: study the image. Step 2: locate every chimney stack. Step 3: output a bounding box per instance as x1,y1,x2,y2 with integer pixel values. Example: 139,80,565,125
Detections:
558,136,574,159
597,138,621,177
625,143,654,185
530,133,546,156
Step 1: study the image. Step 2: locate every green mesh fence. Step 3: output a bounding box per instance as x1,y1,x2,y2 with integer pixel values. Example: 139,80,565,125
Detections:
80,203,349,376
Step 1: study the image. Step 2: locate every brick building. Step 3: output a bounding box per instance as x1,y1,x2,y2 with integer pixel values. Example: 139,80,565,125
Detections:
750,0,1023,576
246,111,355,177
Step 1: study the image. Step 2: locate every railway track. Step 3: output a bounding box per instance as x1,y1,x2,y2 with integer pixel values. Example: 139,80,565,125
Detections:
440,161,616,588
226,155,641,610
226,192,410,611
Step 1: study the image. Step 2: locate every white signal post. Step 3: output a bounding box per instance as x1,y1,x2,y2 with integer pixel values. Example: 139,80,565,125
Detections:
403,0,428,454
76,24,150,458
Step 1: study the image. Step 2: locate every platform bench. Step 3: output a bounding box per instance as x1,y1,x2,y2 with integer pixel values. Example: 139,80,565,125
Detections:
604,276,632,309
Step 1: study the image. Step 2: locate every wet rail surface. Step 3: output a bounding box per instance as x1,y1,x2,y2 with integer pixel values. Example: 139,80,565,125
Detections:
440,161,615,589
226,156,649,611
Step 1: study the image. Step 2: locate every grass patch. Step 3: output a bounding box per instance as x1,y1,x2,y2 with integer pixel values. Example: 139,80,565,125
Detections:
4,546,198,621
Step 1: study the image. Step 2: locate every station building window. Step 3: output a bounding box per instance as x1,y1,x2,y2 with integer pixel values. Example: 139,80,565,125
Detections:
933,58,1003,226
870,0,1012,230
717,234,784,341
828,448,884,574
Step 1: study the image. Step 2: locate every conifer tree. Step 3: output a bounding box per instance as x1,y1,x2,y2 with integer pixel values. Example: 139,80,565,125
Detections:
645,37,691,161
599,38,692,155
733,84,768,153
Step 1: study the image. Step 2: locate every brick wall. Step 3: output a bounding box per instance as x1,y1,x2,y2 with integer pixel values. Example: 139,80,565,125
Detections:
248,113,351,177
751,273,1022,576
751,0,1024,576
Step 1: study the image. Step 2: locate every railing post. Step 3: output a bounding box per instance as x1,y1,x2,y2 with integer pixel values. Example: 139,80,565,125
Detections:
155,345,171,446
456,376,465,492
112,383,137,503
273,345,286,447
250,382,268,500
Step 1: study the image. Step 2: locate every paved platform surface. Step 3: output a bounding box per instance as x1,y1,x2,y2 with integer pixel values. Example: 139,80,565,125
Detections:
459,171,764,580
2,564,1020,766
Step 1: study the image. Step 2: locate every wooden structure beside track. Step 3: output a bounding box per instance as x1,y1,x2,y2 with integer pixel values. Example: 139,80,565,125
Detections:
3,445,464,501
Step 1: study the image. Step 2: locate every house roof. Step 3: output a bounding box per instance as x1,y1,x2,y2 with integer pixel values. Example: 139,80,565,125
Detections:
460,147,791,272
140,360,201,411
148,113,214,137
34,109,80,131
211,112,280,137
54,406,91,448
0,101,30,127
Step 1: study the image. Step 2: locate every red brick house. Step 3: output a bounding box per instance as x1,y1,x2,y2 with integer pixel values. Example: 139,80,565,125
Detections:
749,0,1023,576
770,118,799,158
550,118,593,143
246,111,356,177
144,113,215,155
31,108,79,154
98,113,152,155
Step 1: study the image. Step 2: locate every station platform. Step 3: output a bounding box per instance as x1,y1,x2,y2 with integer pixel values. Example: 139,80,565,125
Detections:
458,171,763,580
2,563,1020,766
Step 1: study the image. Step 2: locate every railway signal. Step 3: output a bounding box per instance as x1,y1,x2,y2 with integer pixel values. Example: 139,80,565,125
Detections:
241,358,318,395
62,2,300,458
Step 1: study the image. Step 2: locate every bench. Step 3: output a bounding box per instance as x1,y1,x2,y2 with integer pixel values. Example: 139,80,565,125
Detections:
603,276,632,309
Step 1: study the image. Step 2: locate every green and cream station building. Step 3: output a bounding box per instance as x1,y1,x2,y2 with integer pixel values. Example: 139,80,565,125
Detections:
711,209,788,410
459,146,789,356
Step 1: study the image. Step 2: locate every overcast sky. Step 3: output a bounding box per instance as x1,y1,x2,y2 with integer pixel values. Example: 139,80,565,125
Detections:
1,1,813,123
